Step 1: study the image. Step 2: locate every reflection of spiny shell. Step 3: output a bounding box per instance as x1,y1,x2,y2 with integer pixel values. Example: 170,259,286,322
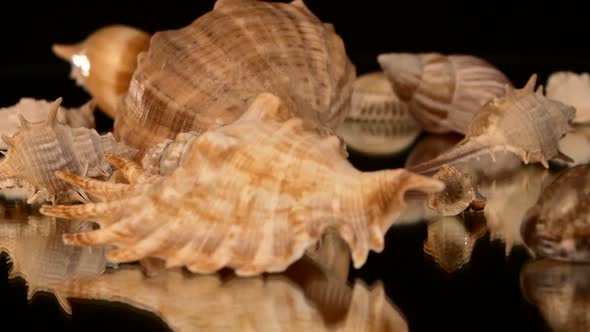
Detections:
0,214,110,314
546,71,590,123
51,260,408,332
378,52,510,134
409,75,576,175
0,98,95,150
111,0,355,159
521,165,590,262
41,93,444,276
0,98,137,204
336,72,421,156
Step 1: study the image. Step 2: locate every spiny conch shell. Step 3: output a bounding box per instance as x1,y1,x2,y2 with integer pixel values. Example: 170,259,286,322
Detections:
0,98,137,205
41,93,444,276
378,52,511,134
141,131,199,176
335,71,421,156
107,0,355,159
52,25,151,118
520,259,590,332
521,164,590,262
408,74,576,176
546,71,590,123
50,258,408,332
0,213,110,314
423,213,487,273
478,164,552,255
0,97,96,150
426,165,486,216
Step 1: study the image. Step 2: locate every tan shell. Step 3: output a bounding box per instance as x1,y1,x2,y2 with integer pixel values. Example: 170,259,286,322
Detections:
41,93,444,276
557,124,590,167
423,213,487,273
426,165,486,216
0,213,110,314
141,131,200,176
0,98,137,204
520,259,590,332
546,71,590,123
52,25,151,118
108,0,355,159
0,97,95,150
521,164,590,262
336,72,421,156
51,259,408,332
378,52,511,134
409,75,576,175
404,133,462,168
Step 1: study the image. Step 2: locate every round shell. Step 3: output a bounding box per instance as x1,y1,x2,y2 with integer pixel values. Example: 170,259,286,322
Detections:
336,72,421,156
114,0,356,159
378,52,511,134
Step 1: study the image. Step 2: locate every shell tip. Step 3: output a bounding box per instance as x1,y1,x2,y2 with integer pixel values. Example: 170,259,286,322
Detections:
524,73,538,93
52,43,78,61
46,97,63,128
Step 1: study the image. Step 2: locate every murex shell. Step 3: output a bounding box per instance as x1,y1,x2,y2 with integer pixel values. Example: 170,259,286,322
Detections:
0,97,95,150
336,71,422,156
409,74,576,175
41,93,444,276
0,98,137,204
108,0,356,159
378,52,511,134
521,164,590,262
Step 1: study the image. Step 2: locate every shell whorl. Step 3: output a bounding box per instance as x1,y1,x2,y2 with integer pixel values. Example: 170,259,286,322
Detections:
378,52,511,134
41,93,444,276
0,98,137,204
114,0,356,159
52,25,151,118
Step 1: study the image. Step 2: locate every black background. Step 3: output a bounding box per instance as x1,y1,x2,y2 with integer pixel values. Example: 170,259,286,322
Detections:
0,0,587,331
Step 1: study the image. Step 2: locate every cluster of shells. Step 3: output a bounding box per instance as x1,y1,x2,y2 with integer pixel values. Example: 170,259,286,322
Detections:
2,2,590,322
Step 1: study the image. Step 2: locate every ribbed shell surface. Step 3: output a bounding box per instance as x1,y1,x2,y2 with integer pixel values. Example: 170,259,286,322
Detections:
115,0,355,158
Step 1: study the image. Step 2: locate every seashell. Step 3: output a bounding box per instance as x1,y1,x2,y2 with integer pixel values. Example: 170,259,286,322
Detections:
426,165,486,216
305,231,351,280
404,133,462,168
141,131,200,176
423,213,487,273
335,72,421,156
546,71,590,123
71,0,356,160
520,259,590,332
378,52,511,134
0,97,96,150
408,74,576,175
479,165,552,255
521,164,590,262
49,258,408,332
0,213,110,314
52,25,151,118
0,98,137,204
40,93,444,276
557,124,590,167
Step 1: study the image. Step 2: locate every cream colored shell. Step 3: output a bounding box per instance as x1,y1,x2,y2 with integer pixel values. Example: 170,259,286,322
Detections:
546,71,590,123
41,93,444,276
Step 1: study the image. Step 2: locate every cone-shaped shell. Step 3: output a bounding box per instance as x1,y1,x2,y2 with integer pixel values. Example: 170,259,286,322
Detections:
378,52,511,134
0,98,95,150
52,25,151,118
336,72,421,156
0,98,137,204
41,93,443,276
409,75,576,175
113,0,356,159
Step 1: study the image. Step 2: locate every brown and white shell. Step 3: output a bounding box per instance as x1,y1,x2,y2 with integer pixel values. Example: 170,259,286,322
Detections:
41,93,444,276
68,0,353,160
335,71,421,156
51,259,409,332
0,97,96,150
409,74,576,175
378,52,511,134
52,25,151,118
0,98,137,204
426,165,486,216
546,71,590,123
521,164,590,262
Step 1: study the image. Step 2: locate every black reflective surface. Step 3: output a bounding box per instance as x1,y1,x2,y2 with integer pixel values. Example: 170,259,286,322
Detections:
1,1,590,331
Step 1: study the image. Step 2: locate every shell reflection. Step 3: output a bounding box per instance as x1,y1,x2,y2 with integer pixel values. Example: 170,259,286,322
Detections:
520,260,590,332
